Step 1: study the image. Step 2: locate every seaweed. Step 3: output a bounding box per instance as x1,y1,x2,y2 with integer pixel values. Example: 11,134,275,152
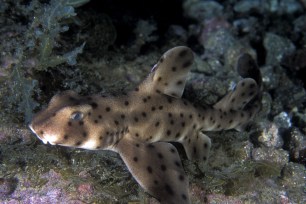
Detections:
0,0,89,123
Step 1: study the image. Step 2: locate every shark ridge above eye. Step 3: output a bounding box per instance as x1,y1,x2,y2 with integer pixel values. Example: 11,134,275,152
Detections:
29,46,262,203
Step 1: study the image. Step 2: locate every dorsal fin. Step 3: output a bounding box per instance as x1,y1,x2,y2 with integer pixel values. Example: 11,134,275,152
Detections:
138,46,194,98
214,53,262,111
114,135,190,204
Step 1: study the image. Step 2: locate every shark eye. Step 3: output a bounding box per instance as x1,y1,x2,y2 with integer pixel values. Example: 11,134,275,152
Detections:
70,111,84,121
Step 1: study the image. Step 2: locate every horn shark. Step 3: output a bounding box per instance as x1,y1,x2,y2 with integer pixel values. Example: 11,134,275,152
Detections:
29,46,262,203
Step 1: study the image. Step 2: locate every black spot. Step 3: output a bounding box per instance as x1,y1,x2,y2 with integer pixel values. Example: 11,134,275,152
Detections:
68,122,72,126
170,120,174,125
241,82,245,87
156,89,161,94
106,107,111,112
167,130,171,136
154,180,159,185
147,166,153,173
180,113,184,118
210,116,213,121
159,106,163,110
179,49,188,57
99,136,103,140
164,82,168,86
172,66,177,72
182,60,192,68
170,148,176,153
204,143,208,148
64,135,69,140
249,91,255,96
160,57,164,63
165,184,174,195
177,80,183,85
181,122,185,127
161,165,167,171
175,133,180,138
231,98,235,103
40,130,44,135
151,106,156,111
52,113,56,117
142,112,147,117
91,102,98,109
135,143,140,147
82,132,87,138
167,98,172,104
168,113,173,117
174,161,180,167
179,174,185,181
134,87,139,92
193,124,196,129
157,153,163,159
143,98,147,103
249,83,256,89
241,113,244,117
121,114,125,119
193,146,197,154
217,124,221,129
114,120,119,125
241,92,245,97
183,101,188,106
88,112,91,116
94,120,98,123
229,119,233,124
189,114,193,119
76,141,82,146
133,157,138,162
69,97,76,101
203,156,207,161
155,121,160,127
135,133,139,137
124,101,129,106
98,115,102,119
134,117,139,122
157,76,162,82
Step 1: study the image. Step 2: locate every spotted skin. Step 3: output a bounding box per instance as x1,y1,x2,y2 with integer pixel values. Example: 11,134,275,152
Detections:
29,46,262,203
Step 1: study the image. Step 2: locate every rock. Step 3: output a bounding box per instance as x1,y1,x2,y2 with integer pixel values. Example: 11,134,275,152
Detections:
273,112,292,129
283,127,306,163
264,33,295,66
252,147,289,166
280,162,306,189
183,0,223,21
257,123,284,148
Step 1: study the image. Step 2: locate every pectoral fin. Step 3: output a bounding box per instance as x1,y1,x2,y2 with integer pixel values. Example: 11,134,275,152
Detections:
114,135,190,204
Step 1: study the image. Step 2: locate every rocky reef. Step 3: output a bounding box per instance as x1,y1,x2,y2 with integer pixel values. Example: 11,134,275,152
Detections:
0,0,305,203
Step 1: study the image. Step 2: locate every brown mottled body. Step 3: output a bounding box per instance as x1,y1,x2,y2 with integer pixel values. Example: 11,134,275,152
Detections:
30,46,262,203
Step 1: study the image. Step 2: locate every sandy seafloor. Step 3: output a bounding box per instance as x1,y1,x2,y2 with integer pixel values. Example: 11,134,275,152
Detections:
0,0,305,203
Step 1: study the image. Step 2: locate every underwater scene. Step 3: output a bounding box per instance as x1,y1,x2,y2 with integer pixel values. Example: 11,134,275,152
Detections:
0,0,305,203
